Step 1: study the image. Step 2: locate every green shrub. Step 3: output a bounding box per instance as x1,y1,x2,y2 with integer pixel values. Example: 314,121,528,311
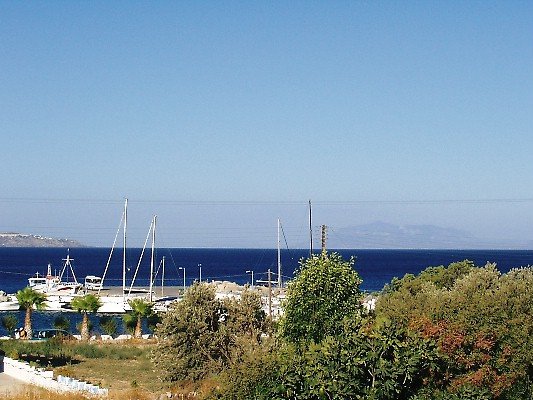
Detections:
99,316,118,337
1,313,18,336
53,315,70,332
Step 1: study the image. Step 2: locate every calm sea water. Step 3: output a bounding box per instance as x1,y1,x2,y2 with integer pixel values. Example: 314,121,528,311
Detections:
1,247,532,336
1,247,533,294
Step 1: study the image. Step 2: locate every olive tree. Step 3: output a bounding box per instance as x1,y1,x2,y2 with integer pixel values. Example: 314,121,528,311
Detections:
153,282,268,383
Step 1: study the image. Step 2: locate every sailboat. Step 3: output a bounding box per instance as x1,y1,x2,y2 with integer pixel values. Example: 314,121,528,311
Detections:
90,199,159,313
92,198,131,313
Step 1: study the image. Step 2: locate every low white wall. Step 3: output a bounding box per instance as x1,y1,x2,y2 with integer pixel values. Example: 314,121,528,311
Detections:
1,355,108,396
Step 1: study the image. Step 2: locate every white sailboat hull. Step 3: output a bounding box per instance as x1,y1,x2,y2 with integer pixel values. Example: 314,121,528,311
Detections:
97,296,133,313
0,300,20,311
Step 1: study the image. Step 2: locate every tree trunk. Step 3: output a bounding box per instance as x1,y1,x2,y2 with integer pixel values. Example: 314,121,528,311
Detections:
24,307,32,339
81,313,90,341
135,316,142,339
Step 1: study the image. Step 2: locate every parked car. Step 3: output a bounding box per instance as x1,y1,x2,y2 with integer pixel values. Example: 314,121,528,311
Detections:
31,329,73,340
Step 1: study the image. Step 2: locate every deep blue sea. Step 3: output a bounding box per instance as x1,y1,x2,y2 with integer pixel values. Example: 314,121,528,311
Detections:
1,247,532,336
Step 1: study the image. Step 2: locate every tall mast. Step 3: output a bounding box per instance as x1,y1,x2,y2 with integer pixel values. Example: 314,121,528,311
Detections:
123,198,128,302
277,218,282,288
267,268,272,319
149,215,156,302
309,199,313,257
161,256,165,297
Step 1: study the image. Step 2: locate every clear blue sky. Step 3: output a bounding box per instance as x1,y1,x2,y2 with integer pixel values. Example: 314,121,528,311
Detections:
1,1,532,248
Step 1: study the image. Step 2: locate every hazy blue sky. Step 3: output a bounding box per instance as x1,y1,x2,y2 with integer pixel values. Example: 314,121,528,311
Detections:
1,1,532,248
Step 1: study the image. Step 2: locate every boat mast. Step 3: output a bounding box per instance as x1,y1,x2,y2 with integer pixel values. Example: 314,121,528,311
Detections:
60,249,79,284
149,215,156,302
161,256,165,297
309,199,313,257
123,198,128,303
99,208,124,295
277,218,282,288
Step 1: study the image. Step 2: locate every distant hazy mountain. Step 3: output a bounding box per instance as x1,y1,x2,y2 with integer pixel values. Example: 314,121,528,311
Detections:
0,233,85,248
328,222,532,249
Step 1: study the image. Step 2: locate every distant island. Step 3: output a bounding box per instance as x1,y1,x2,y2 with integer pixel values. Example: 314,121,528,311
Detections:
328,222,533,250
0,233,85,248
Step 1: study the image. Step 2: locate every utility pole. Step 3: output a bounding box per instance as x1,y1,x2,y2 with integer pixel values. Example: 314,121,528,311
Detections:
321,224,327,254
309,200,313,257
277,218,282,288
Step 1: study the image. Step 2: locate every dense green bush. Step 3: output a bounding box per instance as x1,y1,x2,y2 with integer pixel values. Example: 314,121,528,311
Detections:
378,262,533,399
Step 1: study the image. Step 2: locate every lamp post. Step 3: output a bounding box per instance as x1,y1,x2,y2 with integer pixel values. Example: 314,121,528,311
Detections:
246,270,254,289
179,266,186,289
198,263,202,283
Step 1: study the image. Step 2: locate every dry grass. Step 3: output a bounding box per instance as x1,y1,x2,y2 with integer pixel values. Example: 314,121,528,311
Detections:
56,354,161,392
1,339,165,399
0,387,89,400
53,340,165,396
0,387,155,400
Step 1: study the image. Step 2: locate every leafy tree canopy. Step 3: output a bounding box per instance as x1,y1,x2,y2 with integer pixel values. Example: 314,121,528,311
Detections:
280,251,363,344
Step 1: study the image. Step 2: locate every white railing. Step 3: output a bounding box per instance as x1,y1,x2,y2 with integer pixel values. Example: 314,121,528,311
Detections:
1,356,108,397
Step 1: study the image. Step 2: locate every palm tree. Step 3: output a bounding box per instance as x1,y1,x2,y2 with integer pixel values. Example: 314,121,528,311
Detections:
128,298,154,338
71,294,102,340
15,287,47,339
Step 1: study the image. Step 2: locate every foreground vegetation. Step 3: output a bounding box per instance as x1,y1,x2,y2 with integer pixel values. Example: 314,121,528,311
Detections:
152,252,533,399
0,339,160,397
2,251,533,399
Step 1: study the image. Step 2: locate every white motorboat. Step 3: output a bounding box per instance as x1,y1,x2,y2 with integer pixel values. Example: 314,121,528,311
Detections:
0,291,19,311
29,252,83,295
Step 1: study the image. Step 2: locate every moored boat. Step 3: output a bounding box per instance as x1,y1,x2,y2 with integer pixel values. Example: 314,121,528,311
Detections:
0,291,19,311
29,252,83,295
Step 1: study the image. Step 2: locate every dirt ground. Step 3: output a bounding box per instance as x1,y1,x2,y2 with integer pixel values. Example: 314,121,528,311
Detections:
0,373,35,398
